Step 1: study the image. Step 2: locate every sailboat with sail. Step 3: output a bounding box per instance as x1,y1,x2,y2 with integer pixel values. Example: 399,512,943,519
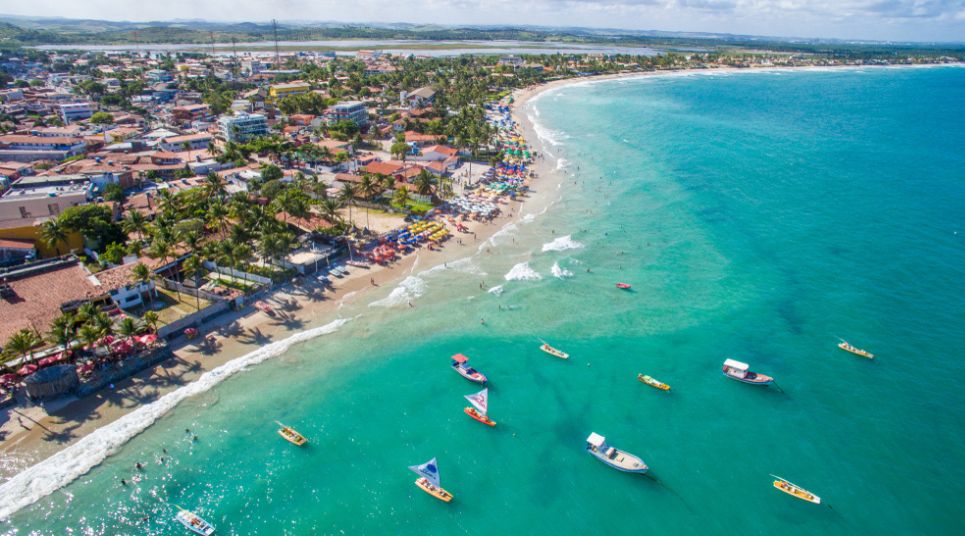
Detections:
464,388,496,426
409,457,453,502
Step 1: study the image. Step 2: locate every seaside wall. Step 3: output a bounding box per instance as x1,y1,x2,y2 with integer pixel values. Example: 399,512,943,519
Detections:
202,261,272,286
74,346,174,397
157,300,231,339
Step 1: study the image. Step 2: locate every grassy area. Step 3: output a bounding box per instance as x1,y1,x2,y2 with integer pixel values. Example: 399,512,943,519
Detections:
151,288,213,326
209,275,258,292
391,199,435,215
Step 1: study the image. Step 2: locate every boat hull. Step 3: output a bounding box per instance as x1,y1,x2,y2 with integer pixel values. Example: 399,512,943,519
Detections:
586,448,648,473
723,371,773,385
415,477,453,502
278,429,307,446
773,481,821,504
464,407,496,427
452,365,487,384
540,344,569,359
838,342,874,359
638,374,670,391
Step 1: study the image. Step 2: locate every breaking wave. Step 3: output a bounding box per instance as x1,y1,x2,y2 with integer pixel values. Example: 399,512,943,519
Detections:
541,235,584,253
369,276,427,308
551,262,574,279
504,262,542,282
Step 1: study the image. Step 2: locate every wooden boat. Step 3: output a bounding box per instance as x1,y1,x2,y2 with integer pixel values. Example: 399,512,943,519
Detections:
175,507,215,535
451,354,487,384
772,475,821,504
637,374,670,391
616,283,632,290
409,458,453,503
540,342,569,360
838,340,874,359
464,388,496,426
585,433,648,473
275,421,307,446
722,358,773,385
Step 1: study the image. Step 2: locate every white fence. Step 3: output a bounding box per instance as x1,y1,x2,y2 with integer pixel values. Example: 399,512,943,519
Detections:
202,261,272,285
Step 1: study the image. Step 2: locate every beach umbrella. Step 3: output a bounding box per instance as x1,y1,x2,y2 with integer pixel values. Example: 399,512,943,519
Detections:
17,364,38,376
0,373,18,385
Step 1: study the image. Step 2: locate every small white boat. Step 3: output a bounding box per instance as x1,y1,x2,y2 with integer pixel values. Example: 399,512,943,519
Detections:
585,432,648,473
175,507,215,535
539,342,569,360
722,358,773,385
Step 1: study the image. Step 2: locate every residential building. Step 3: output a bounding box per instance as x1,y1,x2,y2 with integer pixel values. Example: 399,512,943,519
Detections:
402,86,436,109
0,238,37,266
0,135,87,162
158,132,213,152
268,81,311,103
0,177,91,224
171,104,212,125
59,102,95,123
217,113,269,143
328,101,369,127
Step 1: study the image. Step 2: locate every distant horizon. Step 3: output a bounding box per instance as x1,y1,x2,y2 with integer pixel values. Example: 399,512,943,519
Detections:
0,0,963,43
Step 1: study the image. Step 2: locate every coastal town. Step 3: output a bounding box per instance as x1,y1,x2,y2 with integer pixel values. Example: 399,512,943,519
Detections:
0,41,960,474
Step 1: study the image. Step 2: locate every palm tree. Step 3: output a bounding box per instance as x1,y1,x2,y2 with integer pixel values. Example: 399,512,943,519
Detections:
142,311,160,334
203,172,227,200
47,313,76,355
131,262,156,309
231,242,253,289
4,329,42,368
39,217,69,256
77,324,101,354
181,255,205,311
415,169,435,197
122,211,148,242
340,183,358,231
206,198,230,239
115,317,143,338
393,185,411,213
358,174,377,230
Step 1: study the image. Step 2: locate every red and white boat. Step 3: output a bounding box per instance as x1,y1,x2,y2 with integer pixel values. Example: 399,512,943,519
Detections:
616,283,632,290
451,354,487,384
722,358,774,385
463,388,496,427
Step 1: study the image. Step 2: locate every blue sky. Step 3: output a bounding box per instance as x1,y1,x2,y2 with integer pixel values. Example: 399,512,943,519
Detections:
1,0,963,42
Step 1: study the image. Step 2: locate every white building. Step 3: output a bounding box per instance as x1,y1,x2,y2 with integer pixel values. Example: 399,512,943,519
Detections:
59,102,95,124
217,113,269,143
328,101,368,127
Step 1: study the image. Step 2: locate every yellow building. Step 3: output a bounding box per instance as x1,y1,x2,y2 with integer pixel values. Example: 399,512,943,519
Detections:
0,221,84,258
268,82,311,103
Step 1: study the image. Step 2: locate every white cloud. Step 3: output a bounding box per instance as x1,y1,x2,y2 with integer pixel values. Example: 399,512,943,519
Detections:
0,0,962,41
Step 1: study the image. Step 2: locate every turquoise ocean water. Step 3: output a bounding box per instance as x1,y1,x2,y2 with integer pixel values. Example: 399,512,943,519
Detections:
7,66,965,534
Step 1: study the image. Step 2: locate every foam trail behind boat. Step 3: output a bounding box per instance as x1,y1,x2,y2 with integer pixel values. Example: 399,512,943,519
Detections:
0,318,351,521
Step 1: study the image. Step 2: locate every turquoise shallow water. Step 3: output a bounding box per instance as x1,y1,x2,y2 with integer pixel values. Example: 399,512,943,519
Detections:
7,66,965,534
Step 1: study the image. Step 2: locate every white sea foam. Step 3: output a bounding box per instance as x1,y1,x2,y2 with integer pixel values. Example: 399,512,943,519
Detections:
504,262,542,282
520,213,536,224
368,276,427,308
478,222,519,252
556,158,569,170
0,318,351,520
532,121,565,147
419,257,486,277
338,291,357,309
551,262,574,279
488,285,504,296
541,235,585,253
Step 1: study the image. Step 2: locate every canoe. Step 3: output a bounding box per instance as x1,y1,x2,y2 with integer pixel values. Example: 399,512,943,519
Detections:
275,421,307,446
540,343,569,360
175,509,215,535
637,374,670,391
838,341,874,359
415,477,453,503
464,407,496,427
616,283,632,290
772,476,821,504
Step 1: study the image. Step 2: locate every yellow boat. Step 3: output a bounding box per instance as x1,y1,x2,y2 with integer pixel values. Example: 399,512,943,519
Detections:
415,477,453,502
275,421,307,446
637,374,670,391
772,475,821,504
838,341,874,359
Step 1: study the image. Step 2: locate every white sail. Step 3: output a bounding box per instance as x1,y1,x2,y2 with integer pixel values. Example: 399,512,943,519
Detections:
408,457,441,488
464,388,488,415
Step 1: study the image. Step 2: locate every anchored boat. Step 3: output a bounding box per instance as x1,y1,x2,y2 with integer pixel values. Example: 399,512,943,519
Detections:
616,282,632,290
638,374,670,391
410,457,453,503
451,354,488,384
772,475,821,504
722,358,773,385
838,340,874,359
540,342,569,360
585,432,648,473
174,506,215,535
464,388,496,426
275,421,307,446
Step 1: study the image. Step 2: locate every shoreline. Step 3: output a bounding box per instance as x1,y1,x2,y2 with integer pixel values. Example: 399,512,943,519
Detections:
0,92,562,520
0,60,957,520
